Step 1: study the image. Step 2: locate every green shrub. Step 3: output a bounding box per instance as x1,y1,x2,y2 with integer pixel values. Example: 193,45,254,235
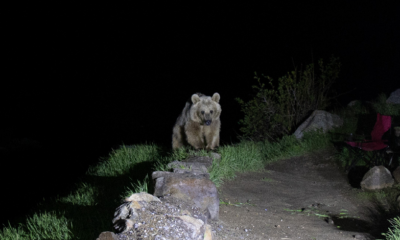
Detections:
237,56,341,141
382,217,400,240
372,93,400,116
330,102,369,140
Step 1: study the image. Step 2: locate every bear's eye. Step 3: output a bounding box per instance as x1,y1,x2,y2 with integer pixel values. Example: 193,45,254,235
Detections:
201,111,205,115
210,110,213,114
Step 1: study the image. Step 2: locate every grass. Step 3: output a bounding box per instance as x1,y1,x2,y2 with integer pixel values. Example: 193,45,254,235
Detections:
382,217,400,240
0,130,333,239
7,117,400,240
0,144,164,240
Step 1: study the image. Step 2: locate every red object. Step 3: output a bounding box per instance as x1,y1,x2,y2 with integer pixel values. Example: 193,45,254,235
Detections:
346,113,391,151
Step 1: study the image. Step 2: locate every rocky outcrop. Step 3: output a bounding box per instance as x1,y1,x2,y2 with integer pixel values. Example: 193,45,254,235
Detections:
96,155,219,239
387,89,400,104
110,192,213,240
360,166,394,190
293,110,343,139
153,156,219,221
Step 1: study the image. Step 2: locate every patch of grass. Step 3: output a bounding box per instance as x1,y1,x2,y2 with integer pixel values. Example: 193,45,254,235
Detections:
0,144,168,240
87,144,162,177
1,224,27,240
0,130,334,239
382,217,400,240
372,93,400,116
0,212,74,240
335,146,371,168
209,130,332,187
57,182,99,206
362,185,400,238
262,129,332,164
121,174,151,200
209,141,265,187
356,190,390,202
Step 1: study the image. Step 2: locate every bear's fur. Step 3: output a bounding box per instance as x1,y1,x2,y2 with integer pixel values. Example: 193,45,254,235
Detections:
172,93,221,150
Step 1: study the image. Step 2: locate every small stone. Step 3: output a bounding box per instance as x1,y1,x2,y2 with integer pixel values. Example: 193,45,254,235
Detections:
96,231,117,240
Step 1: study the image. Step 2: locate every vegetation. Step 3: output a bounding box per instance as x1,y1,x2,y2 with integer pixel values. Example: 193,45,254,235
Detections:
0,129,334,239
236,56,341,141
372,93,400,116
0,144,164,240
382,217,400,240
2,60,398,239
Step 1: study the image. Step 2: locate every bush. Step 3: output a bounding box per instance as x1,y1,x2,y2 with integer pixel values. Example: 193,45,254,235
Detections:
372,93,400,116
237,56,341,141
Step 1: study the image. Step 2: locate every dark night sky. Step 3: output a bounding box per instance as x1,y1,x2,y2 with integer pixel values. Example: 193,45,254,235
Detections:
1,1,399,225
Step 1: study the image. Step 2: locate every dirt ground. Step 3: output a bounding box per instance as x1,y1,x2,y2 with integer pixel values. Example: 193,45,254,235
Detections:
209,149,392,240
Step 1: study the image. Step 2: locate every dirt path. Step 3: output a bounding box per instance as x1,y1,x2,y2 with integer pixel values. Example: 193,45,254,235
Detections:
210,149,380,240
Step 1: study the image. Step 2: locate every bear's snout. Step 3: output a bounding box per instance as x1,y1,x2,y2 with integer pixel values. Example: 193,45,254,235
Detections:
205,120,212,125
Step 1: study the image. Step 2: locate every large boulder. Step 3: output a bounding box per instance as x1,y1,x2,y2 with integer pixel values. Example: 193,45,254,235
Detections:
360,166,394,190
152,171,219,221
293,110,343,139
387,89,400,104
111,192,214,240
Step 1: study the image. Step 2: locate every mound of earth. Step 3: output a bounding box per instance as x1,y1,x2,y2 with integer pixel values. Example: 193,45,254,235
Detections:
209,149,390,240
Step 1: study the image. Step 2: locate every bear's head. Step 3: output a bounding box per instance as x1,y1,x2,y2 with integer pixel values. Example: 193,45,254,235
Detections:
190,93,221,125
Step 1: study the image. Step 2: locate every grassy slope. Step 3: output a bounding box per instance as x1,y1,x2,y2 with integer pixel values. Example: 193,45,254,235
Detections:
0,129,397,239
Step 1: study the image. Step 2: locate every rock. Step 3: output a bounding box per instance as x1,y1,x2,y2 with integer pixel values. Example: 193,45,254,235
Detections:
111,193,213,239
96,231,117,240
293,110,343,139
387,89,400,104
124,191,162,203
360,166,394,190
153,172,219,220
392,166,400,183
113,192,162,232
167,156,213,177
348,100,360,107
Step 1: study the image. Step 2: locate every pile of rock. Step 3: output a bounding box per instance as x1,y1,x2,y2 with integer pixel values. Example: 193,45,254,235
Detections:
97,155,219,240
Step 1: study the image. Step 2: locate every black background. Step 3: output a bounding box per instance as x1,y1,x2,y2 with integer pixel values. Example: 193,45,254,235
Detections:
1,1,399,226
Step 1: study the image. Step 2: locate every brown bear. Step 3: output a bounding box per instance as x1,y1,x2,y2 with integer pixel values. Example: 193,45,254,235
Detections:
172,93,221,150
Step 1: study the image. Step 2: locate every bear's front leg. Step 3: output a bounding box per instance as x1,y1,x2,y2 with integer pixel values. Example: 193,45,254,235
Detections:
204,121,220,150
185,122,205,149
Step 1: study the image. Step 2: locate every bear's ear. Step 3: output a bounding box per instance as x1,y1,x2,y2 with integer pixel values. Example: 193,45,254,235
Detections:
191,94,201,104
212,93,220,103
